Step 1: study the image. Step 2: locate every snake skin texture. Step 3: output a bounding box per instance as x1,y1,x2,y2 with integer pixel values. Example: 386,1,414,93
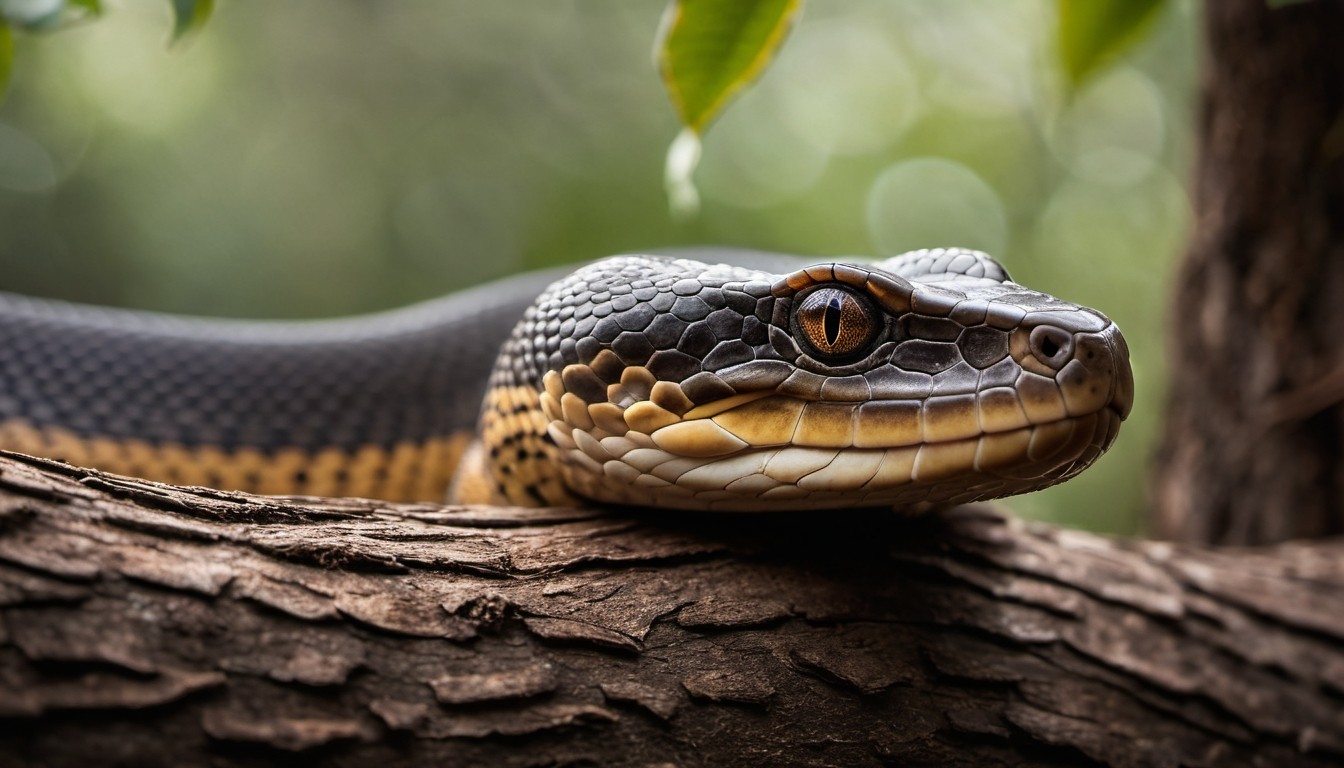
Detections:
460,249,1132,511
0,270,561,500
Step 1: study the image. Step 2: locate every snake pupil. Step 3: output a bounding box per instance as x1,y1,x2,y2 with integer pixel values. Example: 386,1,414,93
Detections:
824,295,842,347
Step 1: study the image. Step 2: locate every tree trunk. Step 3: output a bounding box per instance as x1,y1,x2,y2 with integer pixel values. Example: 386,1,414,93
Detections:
1152,0,1344,544
0,452,1341,767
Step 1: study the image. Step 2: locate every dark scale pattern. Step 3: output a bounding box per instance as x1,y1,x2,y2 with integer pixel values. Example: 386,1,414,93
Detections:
891,341,963,376
677,324,719,359
611,332,654,365
0,268,562,452
499,255,782,404
901,315,963,343
960,325,1011,369
702,339,755,370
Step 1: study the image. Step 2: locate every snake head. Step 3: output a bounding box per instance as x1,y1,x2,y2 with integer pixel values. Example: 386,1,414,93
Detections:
473,250,1133,512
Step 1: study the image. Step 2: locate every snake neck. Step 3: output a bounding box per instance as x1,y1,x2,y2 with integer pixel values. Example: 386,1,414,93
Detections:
450,384,577,507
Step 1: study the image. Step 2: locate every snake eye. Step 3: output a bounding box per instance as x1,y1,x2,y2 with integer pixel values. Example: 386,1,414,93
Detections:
793,287,879,359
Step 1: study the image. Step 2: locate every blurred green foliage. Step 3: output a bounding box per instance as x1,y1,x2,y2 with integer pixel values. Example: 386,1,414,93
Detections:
168,0,212,42
0,26,10,93
0,1,1197,534
1056,0,1167,87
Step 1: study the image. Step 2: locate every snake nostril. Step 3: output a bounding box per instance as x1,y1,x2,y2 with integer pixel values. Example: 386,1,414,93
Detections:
1029,325,1073,369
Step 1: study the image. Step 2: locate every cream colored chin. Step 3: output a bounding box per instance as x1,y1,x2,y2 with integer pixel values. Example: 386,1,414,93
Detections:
548,410,1113,513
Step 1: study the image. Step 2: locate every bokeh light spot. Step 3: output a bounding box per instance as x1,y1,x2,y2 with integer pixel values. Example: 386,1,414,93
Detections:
1049,67,1167,186
698,92,829,209
865,157,1007,256
0,123,59,192
768,19,920,157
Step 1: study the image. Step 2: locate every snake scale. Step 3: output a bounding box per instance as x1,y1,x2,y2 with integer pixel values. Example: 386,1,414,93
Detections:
0,248,1132,512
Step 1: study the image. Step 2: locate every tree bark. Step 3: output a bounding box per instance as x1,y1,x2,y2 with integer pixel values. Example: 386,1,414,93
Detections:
1152,0,1344,544
0,452,1341,767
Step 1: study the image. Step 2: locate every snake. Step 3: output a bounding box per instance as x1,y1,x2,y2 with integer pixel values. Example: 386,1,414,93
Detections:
0,248,1133,512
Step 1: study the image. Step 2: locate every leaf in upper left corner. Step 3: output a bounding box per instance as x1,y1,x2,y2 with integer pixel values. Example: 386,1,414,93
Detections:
1057,0,1166,88
169,0,212,44
656,0,801,134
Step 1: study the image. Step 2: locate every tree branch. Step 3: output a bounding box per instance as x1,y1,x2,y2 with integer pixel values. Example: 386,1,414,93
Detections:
0,451,1340,766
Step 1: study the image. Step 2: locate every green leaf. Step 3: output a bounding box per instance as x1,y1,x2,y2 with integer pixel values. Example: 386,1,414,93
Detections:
655,0,800,133
169,0,212,43
0,25,11,103
1057,0,1166,88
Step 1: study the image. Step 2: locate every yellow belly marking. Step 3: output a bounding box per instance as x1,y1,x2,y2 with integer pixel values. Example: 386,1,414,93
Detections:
0,418,472,502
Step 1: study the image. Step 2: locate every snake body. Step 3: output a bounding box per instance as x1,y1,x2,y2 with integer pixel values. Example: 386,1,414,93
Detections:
0,248,1132,511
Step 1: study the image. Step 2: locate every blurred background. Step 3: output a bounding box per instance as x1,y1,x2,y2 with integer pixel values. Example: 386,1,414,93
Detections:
0,0,1197,534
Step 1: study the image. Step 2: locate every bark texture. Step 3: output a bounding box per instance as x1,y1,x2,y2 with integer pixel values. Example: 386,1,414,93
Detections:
1152,0,1344,543
0,451,1342,767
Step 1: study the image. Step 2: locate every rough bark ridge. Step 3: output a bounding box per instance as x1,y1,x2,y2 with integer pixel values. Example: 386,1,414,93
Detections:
1152,0,1344,544
0,452,1342,767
